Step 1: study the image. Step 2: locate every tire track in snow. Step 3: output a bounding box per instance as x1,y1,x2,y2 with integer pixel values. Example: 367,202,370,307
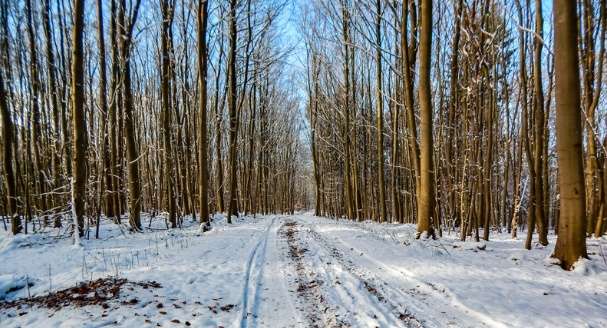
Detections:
299,224,424,328
240,217,276,328
306,221,503,328
279,220,347,328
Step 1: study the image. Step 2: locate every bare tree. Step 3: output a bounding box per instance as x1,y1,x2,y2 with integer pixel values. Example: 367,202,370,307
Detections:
161,0,177,228
552,0,588,270
70,0,87,240
416,0,436,238
198,0,210,227
118,0,143,231
226,0,239,222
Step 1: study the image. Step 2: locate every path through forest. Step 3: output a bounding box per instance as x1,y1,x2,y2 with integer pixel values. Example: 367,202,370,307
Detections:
1,214,606,327
243,215,491,328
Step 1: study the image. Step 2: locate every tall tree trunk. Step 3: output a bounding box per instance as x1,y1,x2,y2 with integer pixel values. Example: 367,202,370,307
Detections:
161,0,177,228
552,0,588,270
26,0,47,221
581,0,606,235
532,0,548,246
515,0,537,250
401,0,420,219
42,0,63,222
226,0,239,222
309,54,322,217
342,0,354,220
0,70,20,234
108,0,122,221
213,27,225,213
416,0,436,238
596,136,607,236
375,0,387,222
198,0,210,227
119,0,142,231
447,0,463,228
70,0,87,239
96,0,114,221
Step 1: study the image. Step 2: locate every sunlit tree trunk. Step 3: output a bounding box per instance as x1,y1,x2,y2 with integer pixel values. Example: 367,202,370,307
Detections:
552,0,588,270
70,0,87,239
532,0,548,246
416,0,436,238
401,0,420,223
375,0,387,222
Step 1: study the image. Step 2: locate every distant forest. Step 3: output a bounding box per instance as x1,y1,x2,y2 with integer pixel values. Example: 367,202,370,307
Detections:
0,0,604,269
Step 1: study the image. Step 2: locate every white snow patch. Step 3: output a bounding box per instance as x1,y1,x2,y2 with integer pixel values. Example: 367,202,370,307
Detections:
572,257,602,276
0,274,30,300
1,213,606,327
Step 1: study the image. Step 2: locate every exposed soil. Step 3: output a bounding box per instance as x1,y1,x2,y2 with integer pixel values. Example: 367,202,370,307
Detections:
308,228,424,328
280,221,349,328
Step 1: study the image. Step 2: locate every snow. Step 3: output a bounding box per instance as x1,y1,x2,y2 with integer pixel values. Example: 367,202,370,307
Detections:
1,213,606,327
0,275,31,300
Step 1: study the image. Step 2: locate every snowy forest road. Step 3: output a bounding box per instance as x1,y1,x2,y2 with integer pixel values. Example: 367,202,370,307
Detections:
234,214,607,328
1,213,606,328
236,215,439,328
260,215,497,328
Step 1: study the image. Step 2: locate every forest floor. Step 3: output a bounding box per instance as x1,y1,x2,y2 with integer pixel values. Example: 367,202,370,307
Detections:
0,212,606,327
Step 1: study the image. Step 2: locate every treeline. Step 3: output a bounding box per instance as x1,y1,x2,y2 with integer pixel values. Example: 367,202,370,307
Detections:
303,0,605,267
0,0,310,236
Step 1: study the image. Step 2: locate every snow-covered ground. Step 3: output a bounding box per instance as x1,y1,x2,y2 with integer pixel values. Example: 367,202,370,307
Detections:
1,213,606,327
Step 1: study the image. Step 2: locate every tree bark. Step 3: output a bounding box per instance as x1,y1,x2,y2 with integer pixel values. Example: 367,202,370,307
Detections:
198,0,210,227
70,0,87,239
0,69,19,234
375,0,387,222
25,0,47,222
532,0,548,246
416,0,436,238
553,0,588,270
118,0,143,231
42,0,63,220
161,0,177,228
226,0,239,222
96,0,114,221
401,0,420,221
342,0,355,220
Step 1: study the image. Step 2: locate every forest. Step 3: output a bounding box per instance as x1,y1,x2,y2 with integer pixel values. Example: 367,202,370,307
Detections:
0,0,606,327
